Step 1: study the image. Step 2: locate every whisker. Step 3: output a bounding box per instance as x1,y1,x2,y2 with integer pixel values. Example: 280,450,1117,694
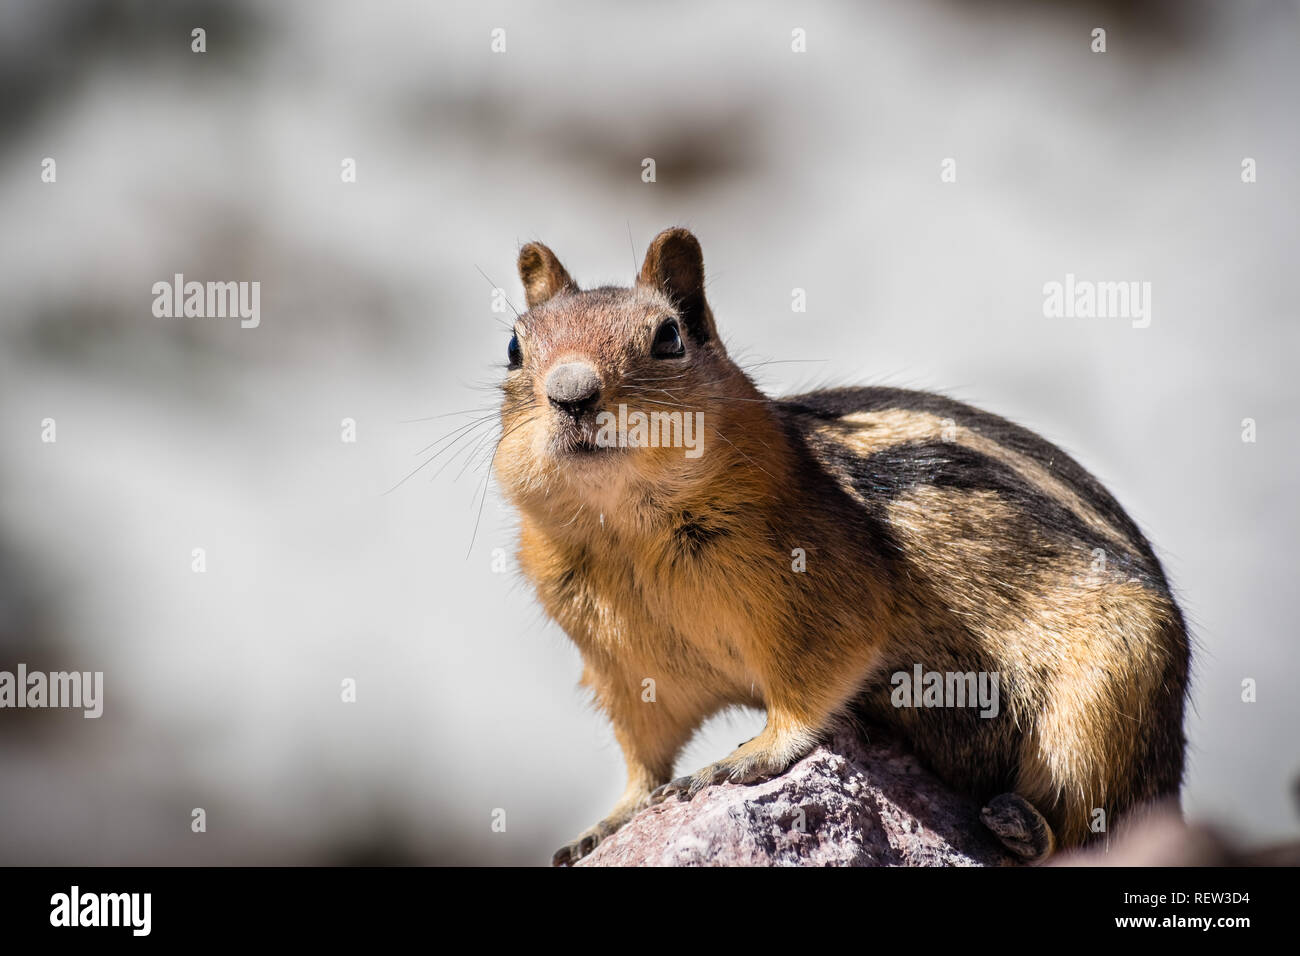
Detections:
475,265,521,318
388,398,537,495
467,412,538,558
399,406,498,424
413,411,507,457
707,423,780,484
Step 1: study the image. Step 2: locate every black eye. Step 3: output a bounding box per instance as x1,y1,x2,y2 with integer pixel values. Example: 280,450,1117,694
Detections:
507,333,522,368
651,320,685,358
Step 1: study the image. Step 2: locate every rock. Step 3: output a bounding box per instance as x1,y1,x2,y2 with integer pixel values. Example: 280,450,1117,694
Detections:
577,730,1018,866
575,731,1300,867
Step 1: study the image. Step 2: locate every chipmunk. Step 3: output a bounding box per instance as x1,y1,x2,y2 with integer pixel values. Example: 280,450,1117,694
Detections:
494,227,1190,866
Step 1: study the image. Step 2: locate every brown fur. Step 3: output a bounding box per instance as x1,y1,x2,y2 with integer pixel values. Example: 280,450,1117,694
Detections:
497,228,1189,865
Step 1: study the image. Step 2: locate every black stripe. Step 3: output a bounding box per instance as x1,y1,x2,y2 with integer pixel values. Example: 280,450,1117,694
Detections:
780,387,1162,569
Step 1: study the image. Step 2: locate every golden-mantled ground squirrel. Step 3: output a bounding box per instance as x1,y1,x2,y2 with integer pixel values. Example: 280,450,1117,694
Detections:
495,227,1190,866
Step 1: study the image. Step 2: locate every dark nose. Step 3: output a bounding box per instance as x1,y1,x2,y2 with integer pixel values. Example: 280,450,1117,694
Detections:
545,362,602,416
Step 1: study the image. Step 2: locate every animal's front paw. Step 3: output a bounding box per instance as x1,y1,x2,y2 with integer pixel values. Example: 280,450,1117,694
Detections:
648,744,792,805
551,807,641,867
551,826,604,867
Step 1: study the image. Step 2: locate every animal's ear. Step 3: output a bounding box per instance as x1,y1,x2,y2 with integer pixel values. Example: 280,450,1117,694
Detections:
518,242,577,309
638,227,717,344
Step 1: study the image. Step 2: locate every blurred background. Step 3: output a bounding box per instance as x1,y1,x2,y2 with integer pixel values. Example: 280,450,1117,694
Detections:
0,0,1296,864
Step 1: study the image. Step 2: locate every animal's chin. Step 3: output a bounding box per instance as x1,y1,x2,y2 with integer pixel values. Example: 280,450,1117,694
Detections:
548,431,625,461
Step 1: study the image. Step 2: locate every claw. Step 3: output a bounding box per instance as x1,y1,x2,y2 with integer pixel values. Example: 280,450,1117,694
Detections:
649,775,693,804
551,827,604,867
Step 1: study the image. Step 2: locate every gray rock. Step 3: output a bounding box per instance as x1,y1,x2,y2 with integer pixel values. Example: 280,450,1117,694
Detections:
578,731,1018,867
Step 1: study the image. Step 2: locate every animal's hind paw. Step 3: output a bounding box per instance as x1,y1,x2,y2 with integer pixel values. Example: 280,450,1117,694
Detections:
981,792,1056,863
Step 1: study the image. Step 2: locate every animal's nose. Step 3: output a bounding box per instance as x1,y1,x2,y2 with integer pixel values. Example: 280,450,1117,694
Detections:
545,362,602,416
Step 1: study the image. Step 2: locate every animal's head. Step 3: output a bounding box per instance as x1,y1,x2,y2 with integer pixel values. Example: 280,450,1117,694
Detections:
495,227,759,524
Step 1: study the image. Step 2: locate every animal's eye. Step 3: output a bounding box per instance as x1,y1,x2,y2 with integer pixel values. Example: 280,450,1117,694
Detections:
651,320,685,359
507,333,522,368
